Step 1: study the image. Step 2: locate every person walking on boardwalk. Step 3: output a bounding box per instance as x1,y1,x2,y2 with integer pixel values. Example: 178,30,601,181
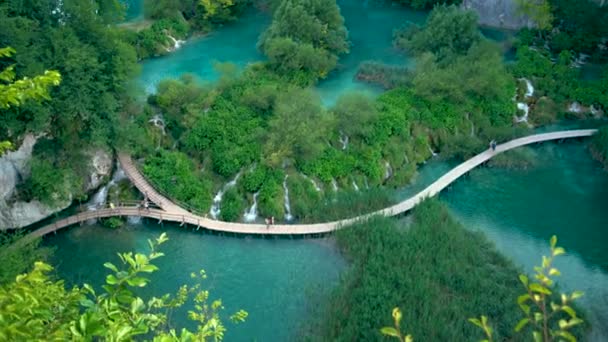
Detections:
490,140,497,151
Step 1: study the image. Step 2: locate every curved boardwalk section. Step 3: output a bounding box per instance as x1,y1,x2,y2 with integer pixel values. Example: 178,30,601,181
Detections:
29,129,597,238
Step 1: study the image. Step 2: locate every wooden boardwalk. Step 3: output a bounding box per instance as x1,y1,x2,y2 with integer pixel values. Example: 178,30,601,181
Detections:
24,129,598,238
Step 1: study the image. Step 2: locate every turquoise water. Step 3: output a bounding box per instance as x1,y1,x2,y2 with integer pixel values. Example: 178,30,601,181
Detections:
45,224,345,341
137,0,426,104
440,141,608,341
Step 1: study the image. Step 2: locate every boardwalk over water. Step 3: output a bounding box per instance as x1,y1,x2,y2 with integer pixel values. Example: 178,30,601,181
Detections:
25,129,598,239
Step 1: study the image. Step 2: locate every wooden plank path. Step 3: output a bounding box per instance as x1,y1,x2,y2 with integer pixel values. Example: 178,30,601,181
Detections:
22,129,598,239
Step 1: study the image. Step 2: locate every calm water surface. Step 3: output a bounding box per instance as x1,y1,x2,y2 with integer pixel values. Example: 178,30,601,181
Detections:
137,0,426,104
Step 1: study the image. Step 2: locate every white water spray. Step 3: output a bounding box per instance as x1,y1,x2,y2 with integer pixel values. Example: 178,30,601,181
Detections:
331,178,339,192
301,174,321,192
165,35,185,52
209,172,241,219
243,192,259,222
339,132,349,150
384,162,393,181
516,102,530,123
283,176,293,221
352,181,360,191
87,161,127,211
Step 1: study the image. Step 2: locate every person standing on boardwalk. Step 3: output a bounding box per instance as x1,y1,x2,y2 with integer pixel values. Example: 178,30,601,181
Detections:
490,140,497,151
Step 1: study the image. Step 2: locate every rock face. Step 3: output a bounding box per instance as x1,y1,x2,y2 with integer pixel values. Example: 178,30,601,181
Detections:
462,0,532,30
0,135,113,230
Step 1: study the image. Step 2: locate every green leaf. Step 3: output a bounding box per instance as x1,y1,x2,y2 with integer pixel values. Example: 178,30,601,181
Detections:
532,331,542,342
106,274,118,285
517,294,530,305
529,283,552,295
553,247,565,256
561,305,577,318
104,262,119,273
519,274,529,286
392,307,402,326
380,327,400,337
571,290,584,300
126,277,149,287
550,235,557,249
549,268,560,276
514,318,530,332
468,318,482,329
555,331,576,342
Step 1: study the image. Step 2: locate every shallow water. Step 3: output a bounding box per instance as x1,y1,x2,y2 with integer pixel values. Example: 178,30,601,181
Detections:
440,141,608,341
136,0,426,104
45,224,345,341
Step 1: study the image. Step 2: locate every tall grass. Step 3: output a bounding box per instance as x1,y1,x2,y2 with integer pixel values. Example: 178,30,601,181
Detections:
302,199,525,341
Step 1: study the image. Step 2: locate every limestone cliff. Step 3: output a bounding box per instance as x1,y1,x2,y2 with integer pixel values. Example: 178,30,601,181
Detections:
0,135,113,229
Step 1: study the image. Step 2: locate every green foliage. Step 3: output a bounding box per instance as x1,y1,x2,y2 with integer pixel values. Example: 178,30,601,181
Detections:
471,236,585,342
0,233,54,285
143,150,213,212
101,216,125,229
0,262,83,340
307,199,524,341
23,157,74,206
257,169,285,219
0,47,61,109
258,0,349,81
380,307,414,342
264,88,334,166
301,188,394,223
0,140,12,156
487,147,537,170
0,233,247,340
516,0,553,31
394,5,481,64
185,95,263,176
355,61,412,89
547,0,608,55
219,187,246,221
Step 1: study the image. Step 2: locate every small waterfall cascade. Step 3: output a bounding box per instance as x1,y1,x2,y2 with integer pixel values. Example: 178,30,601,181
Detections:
352,181,360,191
149,114,166,135
209,172,242,219
243,192,259,222
364,177,370,189
339,131,349,150
516,102,530,123
516,79,534,123
384,162,393,181
166,34,185,52
301,174,321,192
569,102,583,113
428,146,438,157
331,178,339,192
283,176,293,221
87,161,127,211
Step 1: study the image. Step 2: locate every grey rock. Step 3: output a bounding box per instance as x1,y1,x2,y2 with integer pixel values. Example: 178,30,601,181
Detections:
462,0,532,30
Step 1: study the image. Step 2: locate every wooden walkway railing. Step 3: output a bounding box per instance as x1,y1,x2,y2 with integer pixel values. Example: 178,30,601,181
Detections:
18,129,598,239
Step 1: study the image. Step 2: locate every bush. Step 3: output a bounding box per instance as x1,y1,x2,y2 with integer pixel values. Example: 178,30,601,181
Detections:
219,187,245,222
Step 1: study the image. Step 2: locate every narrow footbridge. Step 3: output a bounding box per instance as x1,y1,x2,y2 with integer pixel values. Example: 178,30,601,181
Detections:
25,129,598,239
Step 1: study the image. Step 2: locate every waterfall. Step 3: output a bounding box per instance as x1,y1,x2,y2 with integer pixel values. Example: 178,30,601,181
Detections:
301,173,322,192
339,132,349,150
165,35,185,52
149,114,166,135
127,216,142,224
209,172,242,219
569,102,583,113
352,181,360,191
516,102,530,123
87,185,109,211
331,178,339,192
364,177,370,189
283,176,293,221
243,192,259,222
87,161,127,211
428,147,438,157
522,78,534,98
384,162,393,180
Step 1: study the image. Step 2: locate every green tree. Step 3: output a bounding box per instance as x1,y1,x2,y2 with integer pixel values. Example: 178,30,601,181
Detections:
394,5,480,63
332,92,379,141
258,0,349,80
516,0,553,31
264,88,334,166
